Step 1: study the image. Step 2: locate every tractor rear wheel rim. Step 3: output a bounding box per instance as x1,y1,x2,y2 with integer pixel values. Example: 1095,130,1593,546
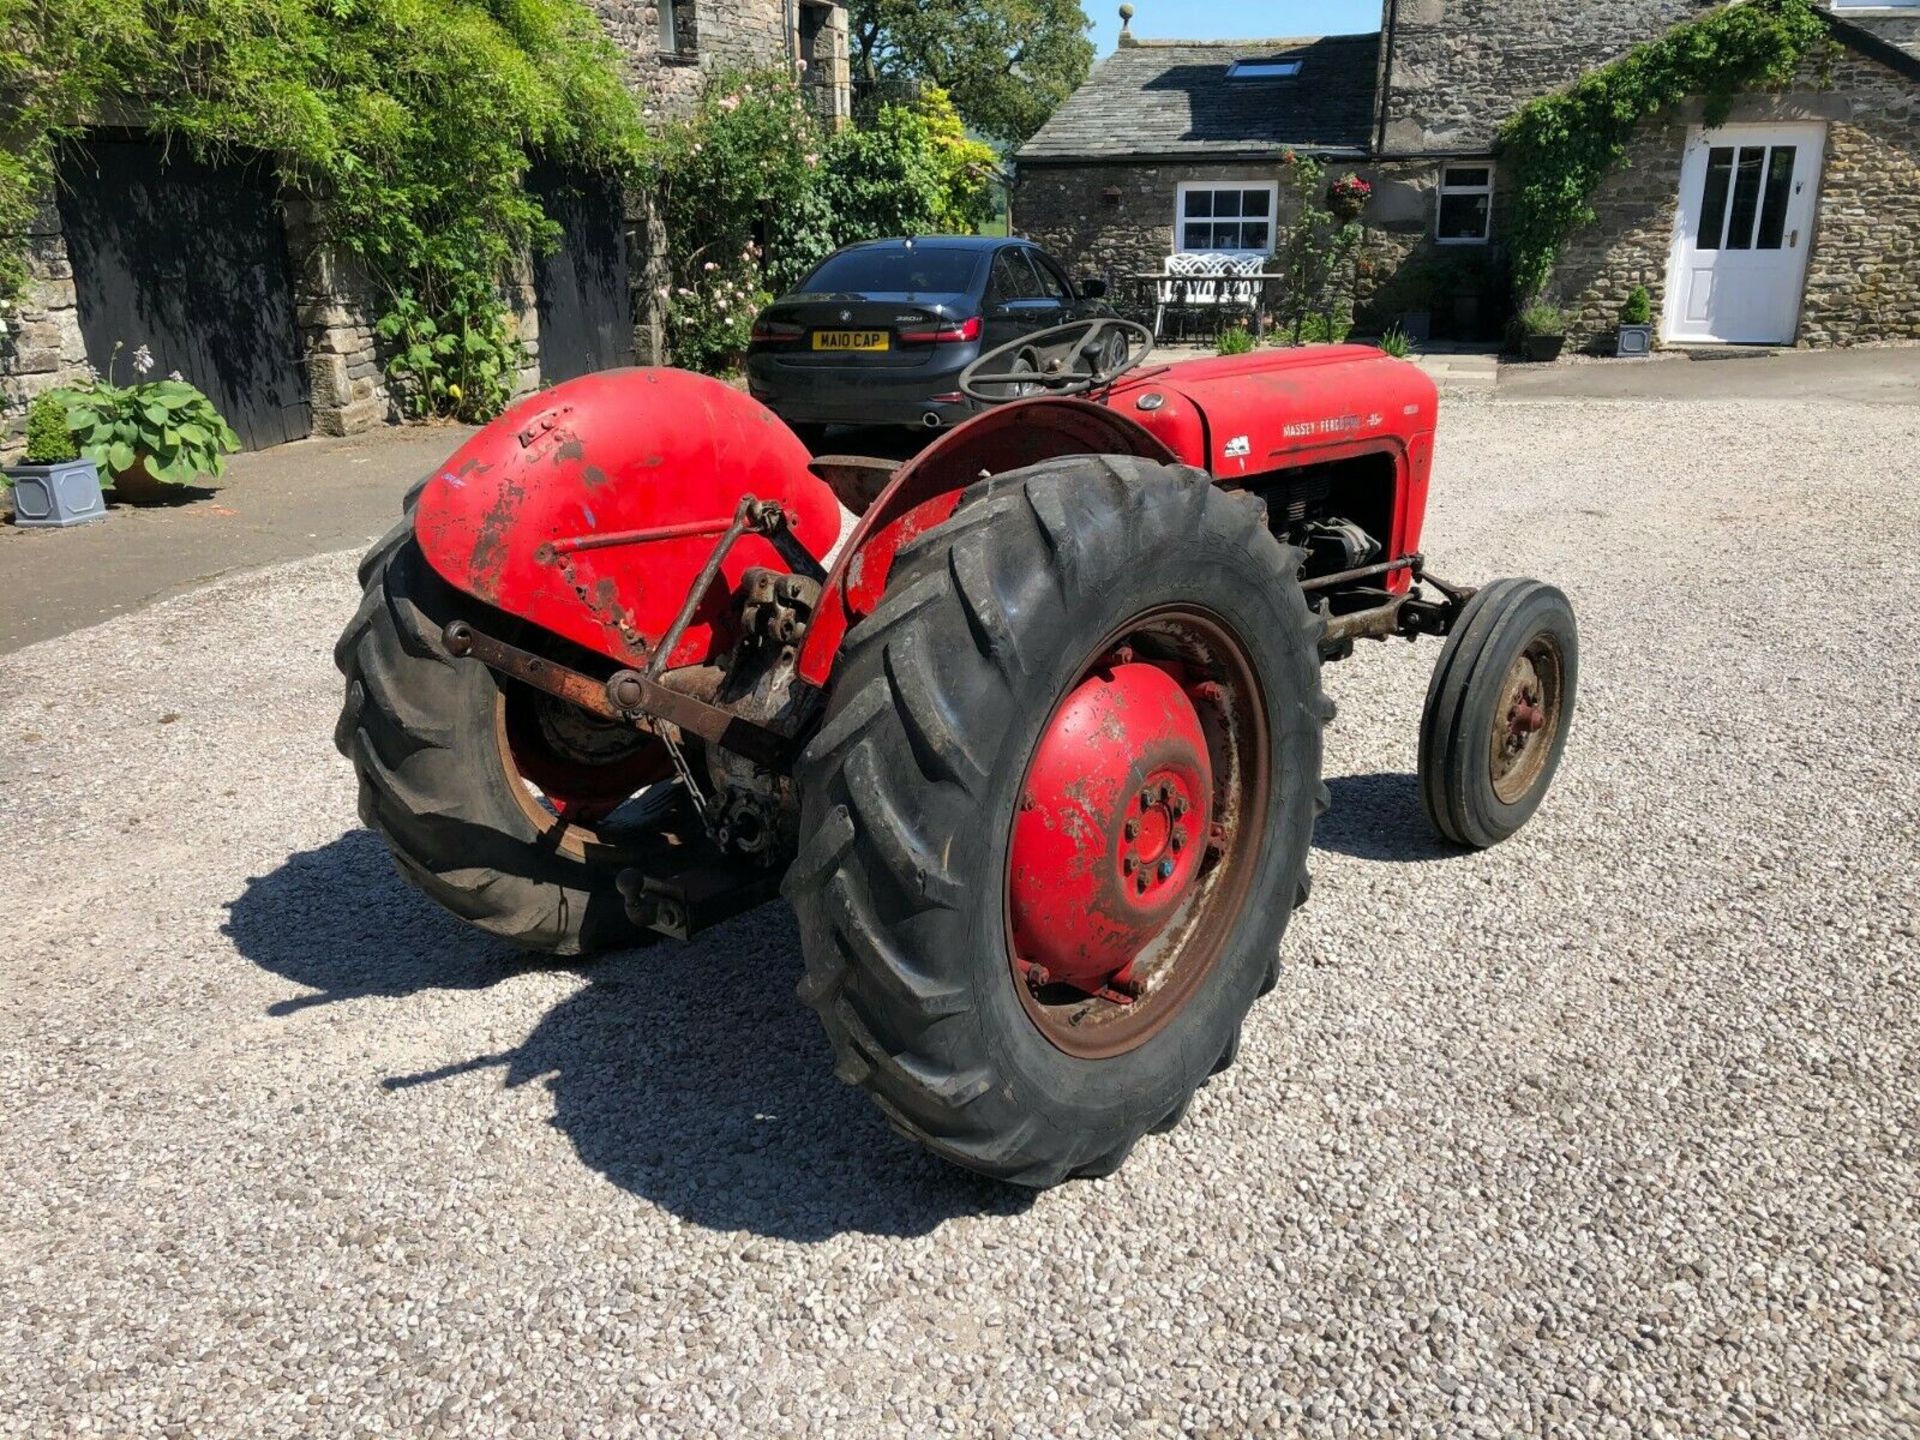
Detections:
1489,635,1563,806
1004,607,1271,1060
495,687,672,861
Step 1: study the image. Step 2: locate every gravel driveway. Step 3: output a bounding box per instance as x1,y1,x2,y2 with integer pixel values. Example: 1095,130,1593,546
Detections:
3,397,1916,1438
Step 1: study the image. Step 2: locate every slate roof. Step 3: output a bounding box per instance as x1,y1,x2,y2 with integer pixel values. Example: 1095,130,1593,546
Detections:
1018,34,1380,163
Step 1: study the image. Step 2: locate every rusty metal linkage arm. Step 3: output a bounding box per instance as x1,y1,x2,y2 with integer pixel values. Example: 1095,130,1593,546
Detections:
441,620,793,771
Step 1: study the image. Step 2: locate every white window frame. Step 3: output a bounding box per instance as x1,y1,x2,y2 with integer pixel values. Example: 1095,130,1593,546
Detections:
1435,164,1494,246
1227,60,1302,79
1174,181,1281,258
1830,2,1919,10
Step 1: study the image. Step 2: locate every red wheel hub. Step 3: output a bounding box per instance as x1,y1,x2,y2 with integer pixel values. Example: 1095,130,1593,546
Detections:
1009,661,1214,996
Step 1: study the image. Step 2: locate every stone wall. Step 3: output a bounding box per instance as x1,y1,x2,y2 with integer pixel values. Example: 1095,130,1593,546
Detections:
1381,0,1718,154
1015,155,1512,340
284,196,388,436
1545,47,1920,351
0,202,87,430
1796,48,1920,346
1015,160,1250,286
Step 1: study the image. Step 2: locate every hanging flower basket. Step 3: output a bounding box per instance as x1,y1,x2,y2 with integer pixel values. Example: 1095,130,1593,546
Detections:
1327,174,1372,223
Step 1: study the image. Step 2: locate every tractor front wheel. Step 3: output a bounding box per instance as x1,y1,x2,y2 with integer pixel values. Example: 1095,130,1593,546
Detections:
786,454,1330,1186
1419,578,1579,848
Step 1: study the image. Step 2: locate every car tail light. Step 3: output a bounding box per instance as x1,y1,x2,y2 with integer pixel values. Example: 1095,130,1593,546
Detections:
750,319,804,346
898,315,983,345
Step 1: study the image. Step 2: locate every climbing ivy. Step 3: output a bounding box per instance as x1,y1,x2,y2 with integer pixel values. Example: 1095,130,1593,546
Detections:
1499,0,1830,302
1,0,646,420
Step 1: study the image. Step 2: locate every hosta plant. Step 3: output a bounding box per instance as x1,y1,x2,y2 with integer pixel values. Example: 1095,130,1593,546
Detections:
55,344,240,486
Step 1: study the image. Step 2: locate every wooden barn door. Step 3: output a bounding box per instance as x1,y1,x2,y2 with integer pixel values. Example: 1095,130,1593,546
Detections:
57,137,311,450
530,163,635,385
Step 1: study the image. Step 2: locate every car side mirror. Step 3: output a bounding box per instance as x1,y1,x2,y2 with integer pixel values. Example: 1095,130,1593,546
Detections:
1079,277,1109,300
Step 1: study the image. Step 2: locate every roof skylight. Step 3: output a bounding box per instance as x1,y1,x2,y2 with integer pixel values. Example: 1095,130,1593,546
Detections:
1227,60,1302,79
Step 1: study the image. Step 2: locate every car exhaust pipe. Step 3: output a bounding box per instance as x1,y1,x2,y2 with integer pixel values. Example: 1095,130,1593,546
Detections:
922,411,944,430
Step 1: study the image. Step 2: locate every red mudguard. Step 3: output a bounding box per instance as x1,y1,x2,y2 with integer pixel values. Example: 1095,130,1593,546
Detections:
410,369,843,671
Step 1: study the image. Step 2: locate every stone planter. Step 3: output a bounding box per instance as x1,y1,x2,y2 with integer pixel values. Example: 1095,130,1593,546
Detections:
1616,323,1654,358
1522,334,1567,363
5,458,108,528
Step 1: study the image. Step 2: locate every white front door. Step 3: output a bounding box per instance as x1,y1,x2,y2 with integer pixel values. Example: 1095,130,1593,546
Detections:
1666,123,1826,345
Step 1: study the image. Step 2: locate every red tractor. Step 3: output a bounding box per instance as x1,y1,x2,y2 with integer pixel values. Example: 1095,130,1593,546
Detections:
335,322,1577,1186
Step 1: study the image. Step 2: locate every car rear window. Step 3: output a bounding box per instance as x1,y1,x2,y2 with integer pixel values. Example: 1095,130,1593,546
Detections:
799,248,983,295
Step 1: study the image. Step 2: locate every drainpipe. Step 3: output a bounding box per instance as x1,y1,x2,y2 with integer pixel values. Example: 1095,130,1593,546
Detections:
1375,0,1401,159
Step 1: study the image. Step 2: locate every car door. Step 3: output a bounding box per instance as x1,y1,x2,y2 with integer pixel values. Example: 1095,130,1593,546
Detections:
1030,248,1098,324
1010,247,1070,333
985,246,1062,342
982,248,1036,354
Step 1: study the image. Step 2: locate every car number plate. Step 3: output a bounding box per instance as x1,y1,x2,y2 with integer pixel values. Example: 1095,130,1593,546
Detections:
813,330,890,352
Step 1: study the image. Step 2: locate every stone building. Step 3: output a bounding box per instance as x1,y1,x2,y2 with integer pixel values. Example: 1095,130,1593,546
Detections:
1015,2,1920,351
0,1,850,453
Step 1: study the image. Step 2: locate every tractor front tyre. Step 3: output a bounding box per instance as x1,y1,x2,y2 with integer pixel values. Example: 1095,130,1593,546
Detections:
786,454,1330,1187
333,532,663,956
1419,578,1579,849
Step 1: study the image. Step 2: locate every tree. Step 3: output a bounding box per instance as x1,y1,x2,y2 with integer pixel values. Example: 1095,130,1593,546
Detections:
849,0,1094,145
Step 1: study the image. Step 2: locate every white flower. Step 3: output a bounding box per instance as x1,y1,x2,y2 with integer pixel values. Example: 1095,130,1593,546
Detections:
168,369,184,382
132,344,155,376
703,260,718,272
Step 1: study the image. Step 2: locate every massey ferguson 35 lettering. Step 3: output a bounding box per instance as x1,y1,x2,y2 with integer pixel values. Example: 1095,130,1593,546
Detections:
335,318,1579,1187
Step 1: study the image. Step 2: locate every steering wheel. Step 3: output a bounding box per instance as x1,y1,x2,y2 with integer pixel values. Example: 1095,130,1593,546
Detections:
959,318,1156,404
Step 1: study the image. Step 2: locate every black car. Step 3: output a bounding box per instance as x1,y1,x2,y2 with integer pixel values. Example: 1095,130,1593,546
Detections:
745,236,1116,438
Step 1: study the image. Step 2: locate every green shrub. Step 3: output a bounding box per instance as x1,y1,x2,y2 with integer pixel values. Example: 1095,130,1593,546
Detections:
1621,286,1654,326
55,343,240,486
23,391,77,464
1378,325,1413,359
0,0,645,424
378,289,523,424
1216,326,1256,357
1291,309,1354,345
1520,303,1568,337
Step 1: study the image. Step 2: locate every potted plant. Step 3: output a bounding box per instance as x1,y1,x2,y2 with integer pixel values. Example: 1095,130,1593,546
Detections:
1617,286,1655,357
1327,173,1372,224
55,343,241,503
1518,302,1569,363
5,391,107,527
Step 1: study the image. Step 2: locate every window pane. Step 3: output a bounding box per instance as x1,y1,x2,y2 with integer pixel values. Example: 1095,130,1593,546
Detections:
1724,146,1766,251
1242,223,1271,252
1243,189,1272,217
1697,147,1734,250
1185,190,1213,218
1214,223,1243,250
1437,192,1490,241
1445,166,1491,190
1214,191,1243,218
1027,251,1069,299
1756,146,1797,250
1183,223,1210,250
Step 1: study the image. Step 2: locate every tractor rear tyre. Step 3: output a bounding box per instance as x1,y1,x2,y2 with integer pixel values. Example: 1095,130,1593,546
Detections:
1419,578,1578,849
786,454,1330,1186
334,531,663,956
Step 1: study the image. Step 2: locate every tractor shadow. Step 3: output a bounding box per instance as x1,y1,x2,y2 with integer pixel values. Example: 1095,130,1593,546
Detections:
223,830,1028,1240
1313,771,1463,864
